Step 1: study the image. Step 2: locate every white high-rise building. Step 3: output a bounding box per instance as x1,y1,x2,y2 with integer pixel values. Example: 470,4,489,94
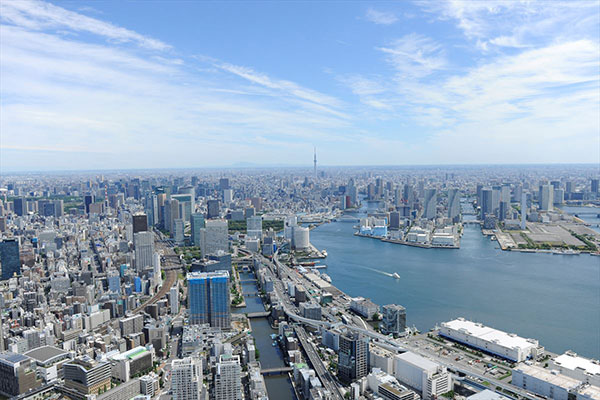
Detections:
170,286,179,315
174,219,184,245
246,216,262,239
223,189,233,204
539,184,554,211
153,252,162,286
203,220,228,256
214,354,242,400
171,358,202,400
292,226,310,250
134,231,154,273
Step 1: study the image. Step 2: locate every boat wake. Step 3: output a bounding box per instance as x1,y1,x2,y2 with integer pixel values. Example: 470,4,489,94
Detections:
365,267,400,279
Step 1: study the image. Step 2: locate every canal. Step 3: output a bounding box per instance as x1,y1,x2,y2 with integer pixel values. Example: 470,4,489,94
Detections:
235,270,297,400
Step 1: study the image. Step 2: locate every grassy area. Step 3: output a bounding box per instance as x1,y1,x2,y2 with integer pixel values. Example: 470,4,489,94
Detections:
227,219,284,233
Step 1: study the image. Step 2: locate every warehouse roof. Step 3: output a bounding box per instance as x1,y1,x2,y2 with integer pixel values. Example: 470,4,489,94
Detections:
442,318,538,350
554,352,600,376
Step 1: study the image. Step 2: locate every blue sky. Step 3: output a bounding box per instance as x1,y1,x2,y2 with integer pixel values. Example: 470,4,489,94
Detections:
1,0,598,171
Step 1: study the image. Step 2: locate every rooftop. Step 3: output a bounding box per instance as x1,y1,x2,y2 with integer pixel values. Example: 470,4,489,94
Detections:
442,318,538,350
396,351,439,373
554,352,600,376
515,365,581,390
24,346,69,364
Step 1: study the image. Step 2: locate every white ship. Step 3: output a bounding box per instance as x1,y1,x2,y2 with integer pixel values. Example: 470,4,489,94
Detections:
392,272,401,279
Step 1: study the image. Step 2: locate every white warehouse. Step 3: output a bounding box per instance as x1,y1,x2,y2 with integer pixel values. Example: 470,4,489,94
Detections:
439,318,543,362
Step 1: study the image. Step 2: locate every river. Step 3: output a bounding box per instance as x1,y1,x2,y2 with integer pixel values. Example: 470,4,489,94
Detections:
310,204,600,359
235,271,296,400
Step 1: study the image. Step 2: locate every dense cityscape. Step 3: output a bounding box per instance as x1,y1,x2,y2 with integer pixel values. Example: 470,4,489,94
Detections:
0,164,597,400
1,0,599,400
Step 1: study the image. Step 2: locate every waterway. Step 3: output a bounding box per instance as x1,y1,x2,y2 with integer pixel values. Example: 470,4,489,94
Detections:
310,203,600,359
235,271,296,400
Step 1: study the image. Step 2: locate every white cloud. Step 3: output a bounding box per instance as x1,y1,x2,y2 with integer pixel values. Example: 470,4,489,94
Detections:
377,34,446,78
365,8,398,25
0,0,170,50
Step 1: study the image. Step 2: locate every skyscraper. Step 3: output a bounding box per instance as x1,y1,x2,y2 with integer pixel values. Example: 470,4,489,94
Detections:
480,189,493,220
12,198,24,217
592,178,599,193
447,189,461,221
0,239,20,280
423,189,437,220
84,195,94,214
246,216,262,239
132,213,148,234
191,213,205,246
207,200,220,219
203,219,228,256
214,354,242,400
171,358,202,400
338,332,369,384
539,184,554,211
187,271,230,328
521,192,527,230
313,147,317,179
174,219,184,245
134,232,154,273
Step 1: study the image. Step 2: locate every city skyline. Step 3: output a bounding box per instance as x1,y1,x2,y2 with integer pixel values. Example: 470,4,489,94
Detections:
1,0,599,171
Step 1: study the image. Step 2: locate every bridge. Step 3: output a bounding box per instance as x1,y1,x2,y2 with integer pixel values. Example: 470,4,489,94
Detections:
463,220,482,225
247,311,270,318
261,367,293,376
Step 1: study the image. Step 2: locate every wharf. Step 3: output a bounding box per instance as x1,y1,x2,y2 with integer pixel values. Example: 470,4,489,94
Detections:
355,232,460,249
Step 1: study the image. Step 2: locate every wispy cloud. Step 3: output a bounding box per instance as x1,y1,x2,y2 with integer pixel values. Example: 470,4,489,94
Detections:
365,8,398,25
377,34,446,78
0,0,170,50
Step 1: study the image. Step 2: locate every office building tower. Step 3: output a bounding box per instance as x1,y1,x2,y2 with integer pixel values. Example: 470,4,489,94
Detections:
132,213,148,234
145,195,158,227
381,304,406,336
187,271,230,328
338,332,369,384
134,231,154,273
554,189,565,204
168,199,181,232
521,192,527,230
84,195,94,214
223,189,233,204
171,358,202,400
498,201,508,221
174,219,184,245
250,197,262,211
13,198,25,217
219,178,230,190
565,181,573,194
171,194,193,222
480,189,493,220
0,239,20,280
246,216,262,238
423,189,437,220
292,226,310,250
170,286,179,314
539,184,554,211
203,219,228,256
447,189,460,221
214,354,242,400
63,357,111,396
389,212,400,230
119,314,144,336
191,213,205,246
592,178,599,193
207,200,220,219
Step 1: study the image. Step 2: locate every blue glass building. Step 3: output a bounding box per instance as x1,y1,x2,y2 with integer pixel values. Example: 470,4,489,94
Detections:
188,271,230,328
134,276,142,293
0,239,21,280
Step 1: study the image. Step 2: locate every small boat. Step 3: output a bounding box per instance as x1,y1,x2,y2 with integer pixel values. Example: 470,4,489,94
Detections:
272,342,277,346
270,334,277,340
392,272,401,279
